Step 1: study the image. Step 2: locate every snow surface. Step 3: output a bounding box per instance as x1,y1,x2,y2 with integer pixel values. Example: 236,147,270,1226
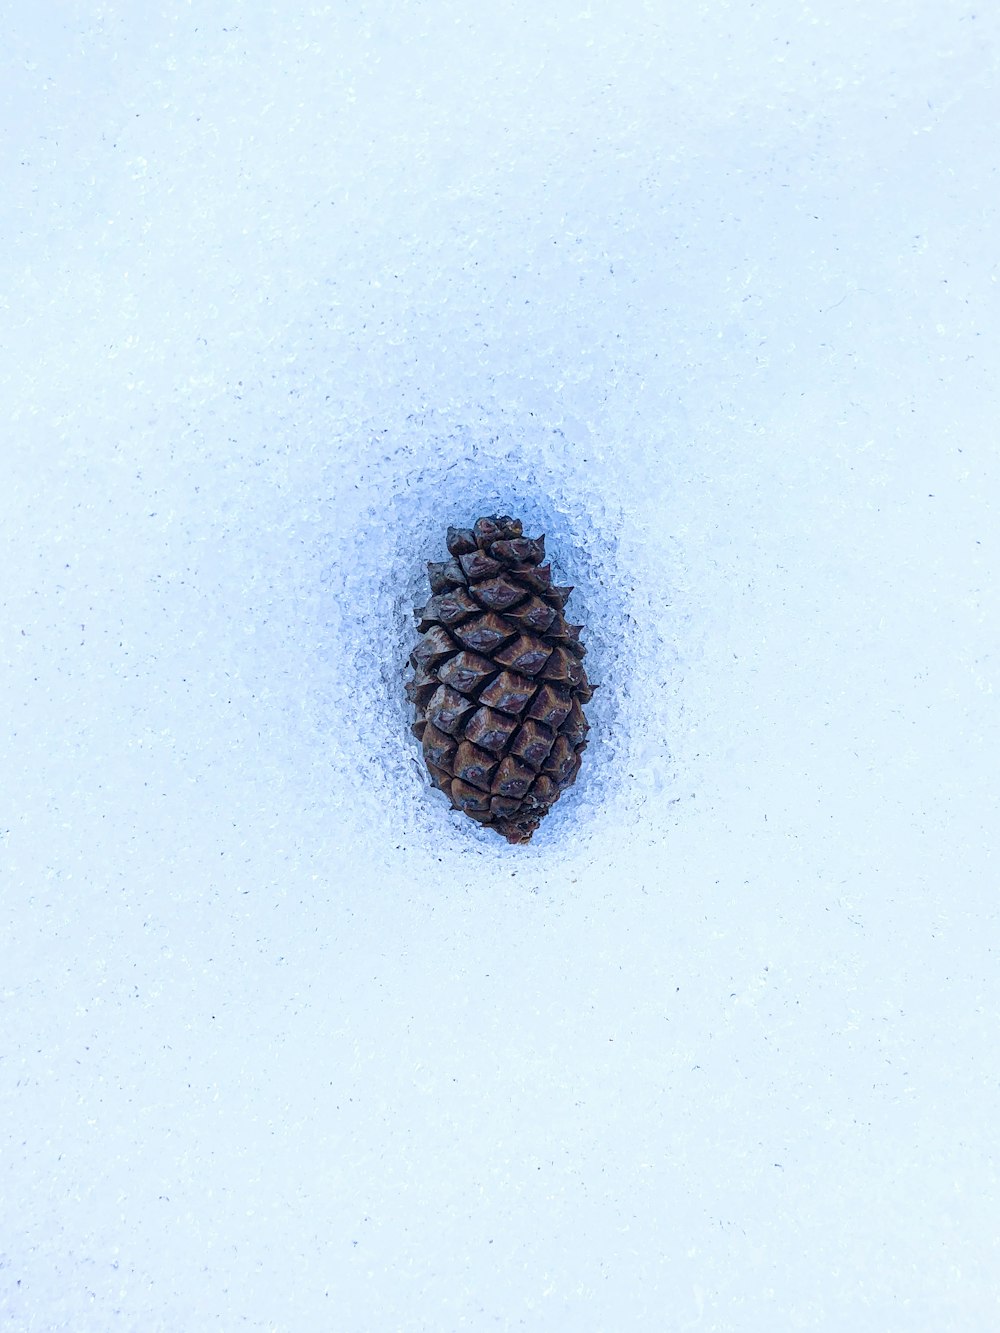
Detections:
2,2,998,1329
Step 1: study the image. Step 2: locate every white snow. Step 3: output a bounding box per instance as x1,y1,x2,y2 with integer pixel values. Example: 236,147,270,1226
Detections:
2,2,998,1329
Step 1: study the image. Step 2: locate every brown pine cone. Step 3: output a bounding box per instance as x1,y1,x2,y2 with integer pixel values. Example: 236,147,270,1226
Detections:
407,515,593,843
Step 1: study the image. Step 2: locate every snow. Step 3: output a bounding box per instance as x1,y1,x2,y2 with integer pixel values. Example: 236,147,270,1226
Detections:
2,1,998,1329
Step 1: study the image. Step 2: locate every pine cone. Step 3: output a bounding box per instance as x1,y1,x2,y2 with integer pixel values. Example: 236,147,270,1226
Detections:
407,515,593,843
